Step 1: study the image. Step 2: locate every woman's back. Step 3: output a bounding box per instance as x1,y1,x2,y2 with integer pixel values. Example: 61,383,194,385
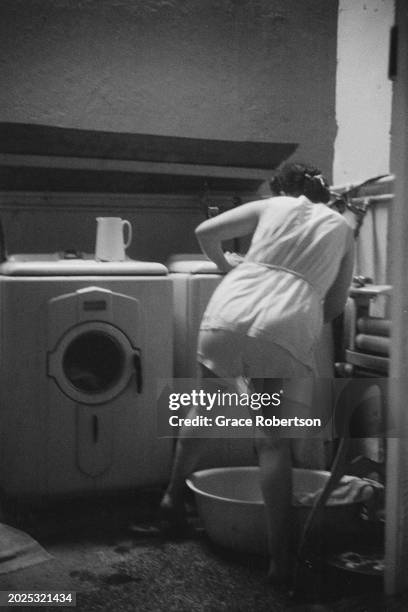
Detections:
246,195,353,298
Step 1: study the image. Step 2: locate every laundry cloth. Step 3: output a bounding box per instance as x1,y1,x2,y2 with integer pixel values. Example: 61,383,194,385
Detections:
0,523,52,575
293,475,384,507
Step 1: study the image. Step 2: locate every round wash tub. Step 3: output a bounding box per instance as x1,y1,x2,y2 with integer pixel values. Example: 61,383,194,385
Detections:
186,467,367,556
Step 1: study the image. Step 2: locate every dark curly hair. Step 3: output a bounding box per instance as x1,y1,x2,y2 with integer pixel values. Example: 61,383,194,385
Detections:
270,162,331,204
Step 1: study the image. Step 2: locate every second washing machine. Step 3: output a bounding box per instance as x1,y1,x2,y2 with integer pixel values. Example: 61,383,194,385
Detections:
168,254,257,467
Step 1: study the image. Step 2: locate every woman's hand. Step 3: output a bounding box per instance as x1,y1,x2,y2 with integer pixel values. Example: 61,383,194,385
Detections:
215,252,244,275
195,200,264,272
224,251,245,268
216,256,234,274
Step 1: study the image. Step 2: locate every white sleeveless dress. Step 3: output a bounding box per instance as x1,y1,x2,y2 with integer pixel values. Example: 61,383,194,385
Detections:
197,195,354,380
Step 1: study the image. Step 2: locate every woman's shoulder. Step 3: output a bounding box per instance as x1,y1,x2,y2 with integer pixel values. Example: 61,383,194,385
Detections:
310,200,351,226
256,195,299,214
315,205,355,247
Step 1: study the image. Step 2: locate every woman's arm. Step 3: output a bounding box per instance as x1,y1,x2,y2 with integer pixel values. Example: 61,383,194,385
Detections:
195,200,265,272
324,234,355,322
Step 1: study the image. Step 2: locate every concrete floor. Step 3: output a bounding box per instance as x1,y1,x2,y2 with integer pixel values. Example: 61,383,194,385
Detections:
0,492,401,612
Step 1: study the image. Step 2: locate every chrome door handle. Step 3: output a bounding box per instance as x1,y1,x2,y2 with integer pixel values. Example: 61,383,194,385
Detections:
133,350,143,393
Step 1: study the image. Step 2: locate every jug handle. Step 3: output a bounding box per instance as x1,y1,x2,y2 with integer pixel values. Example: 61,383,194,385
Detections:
123,220,132,249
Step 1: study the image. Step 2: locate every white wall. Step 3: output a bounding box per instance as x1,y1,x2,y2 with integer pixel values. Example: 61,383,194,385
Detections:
333,0,395,186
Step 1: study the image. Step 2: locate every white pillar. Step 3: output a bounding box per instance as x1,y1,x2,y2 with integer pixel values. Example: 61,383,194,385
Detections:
333,0,394,185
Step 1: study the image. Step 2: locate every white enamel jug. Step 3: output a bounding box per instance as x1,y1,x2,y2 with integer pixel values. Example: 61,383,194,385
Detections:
95,217,132,261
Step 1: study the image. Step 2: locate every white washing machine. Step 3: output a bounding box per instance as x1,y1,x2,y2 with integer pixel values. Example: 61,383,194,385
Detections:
168,254,257,467
0,256,173,499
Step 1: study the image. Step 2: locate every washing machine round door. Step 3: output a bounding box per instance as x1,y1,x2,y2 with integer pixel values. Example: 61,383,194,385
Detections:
48,321,141,405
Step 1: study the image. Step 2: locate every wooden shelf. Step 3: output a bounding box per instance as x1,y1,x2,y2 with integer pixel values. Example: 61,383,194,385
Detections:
0,123,297,194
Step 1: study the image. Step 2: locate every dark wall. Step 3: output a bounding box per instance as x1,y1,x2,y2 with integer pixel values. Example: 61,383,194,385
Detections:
0,0,338,177
0,0,338,258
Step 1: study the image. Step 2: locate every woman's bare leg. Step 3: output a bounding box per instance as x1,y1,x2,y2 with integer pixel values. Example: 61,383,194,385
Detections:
256,433,292,580
253,378,292,581
161,409,208,514
161,364,220,518
255,373,315,581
